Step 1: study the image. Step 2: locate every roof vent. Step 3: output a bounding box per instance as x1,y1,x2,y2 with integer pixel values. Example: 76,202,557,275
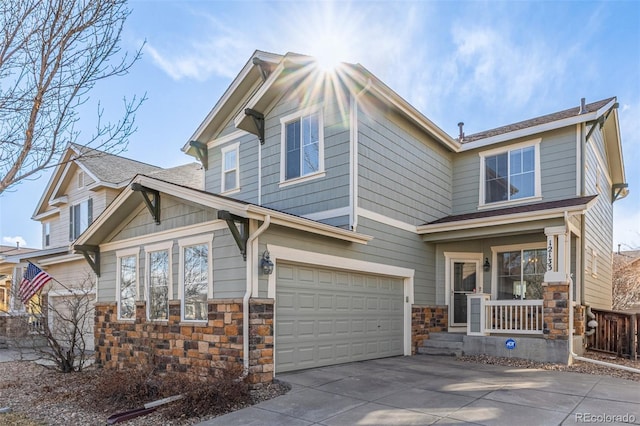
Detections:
457,122,465,142
579,98,587,114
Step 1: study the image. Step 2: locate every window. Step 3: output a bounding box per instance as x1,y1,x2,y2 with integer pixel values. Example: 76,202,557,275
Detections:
221,143,239,193
280,107,324,183
69,198,92,240
179,235,212,322
145,242,172,320
116,248,139,320
480,140,540,206
495,248,546,300
43,223,50,247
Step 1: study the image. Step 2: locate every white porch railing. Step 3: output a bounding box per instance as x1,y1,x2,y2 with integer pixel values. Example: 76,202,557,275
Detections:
468,294,544,335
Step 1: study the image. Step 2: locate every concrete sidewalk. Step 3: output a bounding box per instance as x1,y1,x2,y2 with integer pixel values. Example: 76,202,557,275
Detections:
198,355,640,426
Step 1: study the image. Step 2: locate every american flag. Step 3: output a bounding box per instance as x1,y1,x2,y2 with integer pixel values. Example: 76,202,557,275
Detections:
19,263,52,304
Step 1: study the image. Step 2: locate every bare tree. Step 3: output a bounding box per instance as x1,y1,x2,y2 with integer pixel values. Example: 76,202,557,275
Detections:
0,0,144,193
612,254,640,311
5,272,95,372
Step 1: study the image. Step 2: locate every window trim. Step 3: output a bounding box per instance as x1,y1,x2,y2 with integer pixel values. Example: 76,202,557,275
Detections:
178,234,213,323
69,197,93,241
478,138,542,209
279,104,325,186
144,241,173,321
220,142,240,194
43,222,51,247
490,242,546,300
116,247,139,321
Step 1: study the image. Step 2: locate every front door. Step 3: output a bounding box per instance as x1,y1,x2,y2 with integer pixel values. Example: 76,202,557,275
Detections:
446,254,482,328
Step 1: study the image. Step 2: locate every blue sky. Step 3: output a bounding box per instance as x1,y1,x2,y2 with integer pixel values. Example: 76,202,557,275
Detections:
1,0,639,250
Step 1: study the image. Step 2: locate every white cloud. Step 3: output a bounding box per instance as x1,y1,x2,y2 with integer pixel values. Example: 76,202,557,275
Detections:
144,13,252,81
3,236,27,248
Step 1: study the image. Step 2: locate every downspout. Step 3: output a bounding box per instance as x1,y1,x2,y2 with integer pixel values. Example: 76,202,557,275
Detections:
350,79,373,232
242,215,271,373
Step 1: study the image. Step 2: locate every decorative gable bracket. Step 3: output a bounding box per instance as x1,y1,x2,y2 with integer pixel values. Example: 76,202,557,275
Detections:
75,245,100,277
244,108,265,145
131,183,161,224
612,183,628,202
218,210,249,260
189,141,208,170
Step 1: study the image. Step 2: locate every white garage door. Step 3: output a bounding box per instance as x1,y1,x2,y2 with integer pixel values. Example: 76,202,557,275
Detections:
276,262,404,373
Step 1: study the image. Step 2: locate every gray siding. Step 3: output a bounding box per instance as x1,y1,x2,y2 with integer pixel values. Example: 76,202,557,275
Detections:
205,125,261,204
452,127,577,215
258,216,435,305
358,102,453,224
110,195,217,242
259,94,351,217
583,129,613,309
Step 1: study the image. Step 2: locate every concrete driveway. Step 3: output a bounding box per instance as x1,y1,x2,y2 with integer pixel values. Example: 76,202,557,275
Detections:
198,355,640,426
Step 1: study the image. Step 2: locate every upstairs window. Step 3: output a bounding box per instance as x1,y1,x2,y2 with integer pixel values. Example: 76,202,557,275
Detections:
43,222,51,247
221,143,239,193
280,107,324,184
480,140,540,206
69,198,92,241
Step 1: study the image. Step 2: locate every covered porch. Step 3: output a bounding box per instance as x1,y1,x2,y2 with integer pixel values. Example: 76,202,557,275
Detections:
416,196,596,363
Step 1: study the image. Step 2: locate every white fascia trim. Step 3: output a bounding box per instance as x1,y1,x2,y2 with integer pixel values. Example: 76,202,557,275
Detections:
101,220,227,252
32,208,60,221
38,253,84,266
266,244,415,357
75,162,101,188
233,60,287,129
207,130,249,149
185,51,282,151
417,202,596,235
358,208,418,233
462,99,617,150
302,207,351,222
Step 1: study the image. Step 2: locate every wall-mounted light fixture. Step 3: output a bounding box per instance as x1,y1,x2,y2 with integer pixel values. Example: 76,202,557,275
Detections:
483,258,491,272
261,250,274,275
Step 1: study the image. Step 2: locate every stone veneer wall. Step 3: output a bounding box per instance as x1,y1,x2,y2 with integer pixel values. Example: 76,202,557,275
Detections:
411,305,448,355
543,282,570,339
94,298,274,384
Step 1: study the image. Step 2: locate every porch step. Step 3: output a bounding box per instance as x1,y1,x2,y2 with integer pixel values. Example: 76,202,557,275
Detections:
418,333,464,357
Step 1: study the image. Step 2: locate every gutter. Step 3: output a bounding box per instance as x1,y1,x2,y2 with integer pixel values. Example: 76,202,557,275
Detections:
242,215,271,373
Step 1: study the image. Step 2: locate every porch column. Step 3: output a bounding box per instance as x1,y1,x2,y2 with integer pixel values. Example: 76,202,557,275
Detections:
544,226,570,283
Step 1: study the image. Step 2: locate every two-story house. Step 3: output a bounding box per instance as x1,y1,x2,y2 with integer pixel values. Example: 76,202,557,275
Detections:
4,143,202,350
74,51,627,384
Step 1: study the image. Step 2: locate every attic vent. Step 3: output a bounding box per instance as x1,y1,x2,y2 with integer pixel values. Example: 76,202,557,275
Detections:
579,98,587,114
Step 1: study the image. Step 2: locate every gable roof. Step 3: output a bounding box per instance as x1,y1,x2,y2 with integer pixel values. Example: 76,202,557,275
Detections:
74,174,372,248
417,195,597,237
185,50,460,154
32,144,163,220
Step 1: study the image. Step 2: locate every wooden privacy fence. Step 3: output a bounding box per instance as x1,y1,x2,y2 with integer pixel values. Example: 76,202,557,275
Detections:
587,309,638,360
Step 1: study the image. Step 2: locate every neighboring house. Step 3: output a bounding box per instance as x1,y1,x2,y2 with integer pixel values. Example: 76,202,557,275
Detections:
613,250,640,311
3,143,202,350
0,244,38,313
74,51,628,384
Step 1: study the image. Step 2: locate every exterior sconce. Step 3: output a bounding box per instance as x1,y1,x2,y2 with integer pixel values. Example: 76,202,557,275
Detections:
261,250,274,275
483,258,490,272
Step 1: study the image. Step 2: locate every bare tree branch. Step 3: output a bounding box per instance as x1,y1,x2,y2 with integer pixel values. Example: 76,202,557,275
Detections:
0,0,144,193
